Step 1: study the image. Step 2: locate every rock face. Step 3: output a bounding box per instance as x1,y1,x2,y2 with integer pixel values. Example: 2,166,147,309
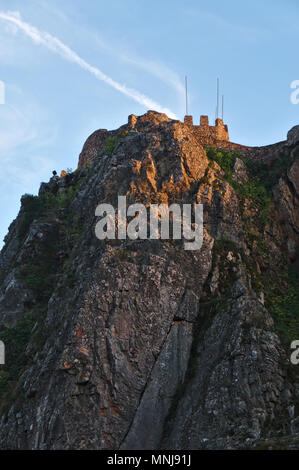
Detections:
0,111,298,450
287,125,299,147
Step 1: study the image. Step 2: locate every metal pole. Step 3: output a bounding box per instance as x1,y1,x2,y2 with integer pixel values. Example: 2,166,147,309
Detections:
185,76,188,116
216,78,219,119
222,95,224,120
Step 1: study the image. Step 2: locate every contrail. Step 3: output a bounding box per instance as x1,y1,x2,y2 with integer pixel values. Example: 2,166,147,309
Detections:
0,11,177,119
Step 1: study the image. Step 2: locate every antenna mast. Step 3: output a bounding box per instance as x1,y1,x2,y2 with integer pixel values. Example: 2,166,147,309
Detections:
185,76,188,115
222,95,224,120
216,77,220,120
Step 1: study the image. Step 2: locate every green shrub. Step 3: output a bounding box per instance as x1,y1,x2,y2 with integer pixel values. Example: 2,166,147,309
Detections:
206,147,240,178
105,136,121,156
17,172,89,242
265,265,299,346
18,195,45,240
0,308,46,412
206,147,273,225
105,132,128,156
19,258,58,303
246,152,291,191
56,186,74,209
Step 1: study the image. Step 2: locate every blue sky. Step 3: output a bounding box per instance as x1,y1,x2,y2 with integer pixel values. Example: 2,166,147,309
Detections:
0,0,298,246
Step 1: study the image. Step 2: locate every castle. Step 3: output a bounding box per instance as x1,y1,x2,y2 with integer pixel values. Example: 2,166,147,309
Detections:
183,115,229,145
128,111,230,146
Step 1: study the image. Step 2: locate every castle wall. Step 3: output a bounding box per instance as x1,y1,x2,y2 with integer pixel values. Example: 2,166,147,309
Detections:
184,115,193,126
184,115,230,146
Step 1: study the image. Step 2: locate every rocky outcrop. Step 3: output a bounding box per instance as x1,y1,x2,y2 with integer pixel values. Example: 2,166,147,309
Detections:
0,111,298,449
78,129,109,169
287,125,299,147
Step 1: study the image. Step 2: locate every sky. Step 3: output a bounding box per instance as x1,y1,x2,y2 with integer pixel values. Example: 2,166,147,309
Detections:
0,0,298,247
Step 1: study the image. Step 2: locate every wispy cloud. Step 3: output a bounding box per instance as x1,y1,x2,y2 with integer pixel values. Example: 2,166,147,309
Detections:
92,33,185,97
0,98,56,184
0,105,36,152
125,56,185,97
0,11,178,118
0,80,53,145
184,8,270,43
34,0,70,23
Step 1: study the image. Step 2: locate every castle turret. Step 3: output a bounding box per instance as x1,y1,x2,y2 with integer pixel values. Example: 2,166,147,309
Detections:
200,115,209,128
184,115,193,126
214,118,229,141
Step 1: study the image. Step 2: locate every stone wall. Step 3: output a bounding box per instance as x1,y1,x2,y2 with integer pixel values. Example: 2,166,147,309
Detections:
184,114,230,146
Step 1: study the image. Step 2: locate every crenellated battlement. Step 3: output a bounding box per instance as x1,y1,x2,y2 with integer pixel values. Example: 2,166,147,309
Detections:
127,111,229,145
184,114,229,145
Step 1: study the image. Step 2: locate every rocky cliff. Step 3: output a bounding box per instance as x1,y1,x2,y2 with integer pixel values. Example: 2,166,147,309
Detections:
0,111,298,449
